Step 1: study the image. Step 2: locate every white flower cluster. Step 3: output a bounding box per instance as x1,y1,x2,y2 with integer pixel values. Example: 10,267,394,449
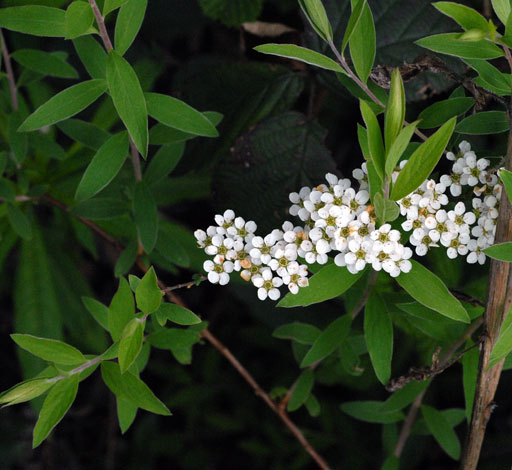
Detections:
195,141,501,300
397,141,502,264
194,212,309,301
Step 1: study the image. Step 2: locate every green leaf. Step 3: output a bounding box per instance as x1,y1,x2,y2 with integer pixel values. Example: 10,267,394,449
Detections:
278,264,364,307
349,0,375,84
380,381,430,413
462,339,479,422
390,117,455,201
491,0,511,24
374,192,399,223
254,44,344,73
135,267,162,314
154,303,201,326
384,68,405,151
82,296,109,331
114,241,138,278
418,97,474,129
301,314,352,367
298,0,333,42
421,405,461,459
360,100,384,177
7,113,27,164
106,52,148,158
433,2,489,31
129,275,141,292
287,369,315,412
103,0,129,16
484,242,512,261
0,378,54,407
11,334,86,365
7,204,32,240
455,111,509,135
416,33,504,59
341,0,366,54
463,58,512,95
499,169,512,204
145,92,218,138
340,401,404,423
364,292,393,385
114,0,147,56
108,277,135,342
75,131,129,201
0,179,15,202
489,306,512,367
18,79,107,132
116,396,137,434
144,142,185,186
133,181,158,253
73,35,107,79
396,260,470,323
0,6,65,37
58,118,110,150
273,322,321,345
154,227,190,268
118,318,145,373
305,393,321,417
64,0,94,39
70,197,127,219
384,121,418,176
11,49,78,78
101,361,171,415
199,0,262,27
33,375,79,448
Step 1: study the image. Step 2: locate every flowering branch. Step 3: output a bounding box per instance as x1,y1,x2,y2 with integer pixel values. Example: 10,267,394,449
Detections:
0,28,18,111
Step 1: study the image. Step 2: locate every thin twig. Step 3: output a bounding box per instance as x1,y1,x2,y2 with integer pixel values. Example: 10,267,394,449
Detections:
393,389,426,457
451,290,486,308
351,269,378,319
88,0,113,51
164,276,206,292
130,139,142,182
44,197,332,470
0,28,18,111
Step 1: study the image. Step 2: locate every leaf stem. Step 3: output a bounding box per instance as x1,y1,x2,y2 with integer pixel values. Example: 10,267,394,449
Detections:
88,0,113,51
0,28,18,111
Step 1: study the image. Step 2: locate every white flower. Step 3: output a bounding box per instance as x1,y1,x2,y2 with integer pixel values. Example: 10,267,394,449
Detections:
252,268,283,300
204,256,234,285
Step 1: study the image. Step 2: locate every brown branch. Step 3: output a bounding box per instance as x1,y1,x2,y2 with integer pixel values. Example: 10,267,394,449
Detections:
164,276,206,292
451,290,486,308
393,389,426,457
0,28,18,111
43,198,332,470
88,0,113,51
459,45,512,466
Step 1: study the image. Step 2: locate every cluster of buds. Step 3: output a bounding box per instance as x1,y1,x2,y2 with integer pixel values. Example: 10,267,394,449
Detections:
195,141,502,300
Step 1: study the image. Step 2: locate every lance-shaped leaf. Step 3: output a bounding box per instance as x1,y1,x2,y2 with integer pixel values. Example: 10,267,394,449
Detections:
384,121,418,176
114,0,147,56
101,362,171,415
133,181,158,253
455,111,509,135
364,292,393,384
273,322,321,345
75,131,129,201
380,381,430,413
104,0,130,16
145,93,218,137
7,204,32,240
384,68,405,151
418,97,473,129
0,378,54,407
349,0,375,84
374,192,399,223
416,33,503,59
288,369,315,411
135,267,162,314
391,117,455,201
154,303,201,326
73,35,107,79
108,277,135,342
396,260,469,323
82,296,109,331
421,405,461,460
301,314,352,367
107,50,148,157
0,6,65,37
341,0,366,54
32,376,79,448
116,396,137,434
18,79,107,132
341,400,404,423
298,0,333,42
254,44,344,73
64,0,94,39
484,242,512,261
464,58,512,95
491,0,511,24
360,100,385,177
434,2,489,31
118,317,145,373
489,307,512,367
11,334,86,365
11,49,78,79
499,168,512,204
278,264,365,307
